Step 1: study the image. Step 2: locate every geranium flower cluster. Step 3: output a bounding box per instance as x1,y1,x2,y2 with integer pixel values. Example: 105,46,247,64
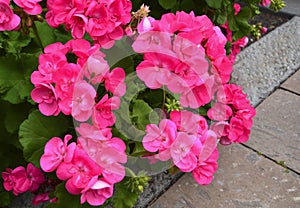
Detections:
45,0,132,48
0,0,42,31
134,11,256,185
143,110,219,185
30,39,126,125
209,84,256,145
2,163,45,196
40,133,127,206
30,38,127,206
133,11,233,111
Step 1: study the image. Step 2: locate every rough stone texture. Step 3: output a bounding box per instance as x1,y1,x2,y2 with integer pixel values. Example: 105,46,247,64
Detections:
281,69,300,94
150,144,300,208
231,16,300,107
246,89,300,173
281,0,300,16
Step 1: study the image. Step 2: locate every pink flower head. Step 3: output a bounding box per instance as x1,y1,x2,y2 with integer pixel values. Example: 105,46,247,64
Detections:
65,11,88,39
13,0,42,15
77,137,127,184
180,74,215,108
136,53,178,89
261,26,268,34
104,67,126,96
2,163,45,196
170,110,208,136
84,52,109,84
76,123,112,141
143,119,177,154
72,82,97,122
80,176,113,206
0,0,21,31
2,168,14,192
170,132,201,172
56,146,102,194
233,3,241,15
92,94,120,129
31,52,68,85
40,135,76,172
192,148,218,185
31,83,60,116
261,0,271,6
26,163,45,192
207,102,233,121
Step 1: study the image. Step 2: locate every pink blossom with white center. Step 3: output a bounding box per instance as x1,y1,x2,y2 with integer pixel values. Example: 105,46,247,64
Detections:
0,0,20,31
13,0,42,15
136,53,178,89
40,134,76,172
72,82,96,122
207,102,233,121
31,52,68,85
31,83,60,116
170,110,208,136
192,148,218,185
56,146,102,194
92,94,120,129
80,176,113,206
170,132,201,172
143,119,177,154
104,67,126,96
77,137,127,183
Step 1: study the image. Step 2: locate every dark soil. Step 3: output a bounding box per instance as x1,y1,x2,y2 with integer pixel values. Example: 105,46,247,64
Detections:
247,7,293,45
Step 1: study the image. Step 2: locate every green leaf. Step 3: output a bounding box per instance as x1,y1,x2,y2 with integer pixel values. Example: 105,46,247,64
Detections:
19,110,69,167
216,10,227,25
46,183,109,208
0,186,14,207
131,100,153,130
205,0,222,9
112,178,140,208
33,21,57,47
158,0,176,9
0,31,31,55
0,53,38,104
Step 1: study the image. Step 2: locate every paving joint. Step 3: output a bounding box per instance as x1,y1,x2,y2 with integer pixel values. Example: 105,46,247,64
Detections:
240,143,300,176
278,86,300,96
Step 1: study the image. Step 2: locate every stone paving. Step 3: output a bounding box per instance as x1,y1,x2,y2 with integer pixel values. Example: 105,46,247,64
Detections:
150,10,300,208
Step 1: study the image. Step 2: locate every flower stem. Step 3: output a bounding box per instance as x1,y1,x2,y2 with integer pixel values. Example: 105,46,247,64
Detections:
125,167,137,177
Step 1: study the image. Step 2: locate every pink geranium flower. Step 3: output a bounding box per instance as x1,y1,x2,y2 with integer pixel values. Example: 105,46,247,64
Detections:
80,176,113,206
192,148,218,185
40,135,76,172
76,123,112,141
137,16,155,34
104,67,126,96
31,83,60,116
2,163,45,196
143,119,177,154
13,0,42,15
56,146,102,194
72,82,96,122
92,94,120,129
207,102,233,121
170,132,201,172
0,0,20,31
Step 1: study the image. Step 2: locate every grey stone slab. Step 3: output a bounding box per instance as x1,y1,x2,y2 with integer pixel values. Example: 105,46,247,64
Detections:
281,69,300,94
150,144,300,208
246,89,300,173
281,0,300,16
232,16,300,107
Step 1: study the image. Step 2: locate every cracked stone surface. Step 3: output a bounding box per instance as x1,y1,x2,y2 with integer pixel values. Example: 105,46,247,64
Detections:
150,144,300,208
246,89,300,173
